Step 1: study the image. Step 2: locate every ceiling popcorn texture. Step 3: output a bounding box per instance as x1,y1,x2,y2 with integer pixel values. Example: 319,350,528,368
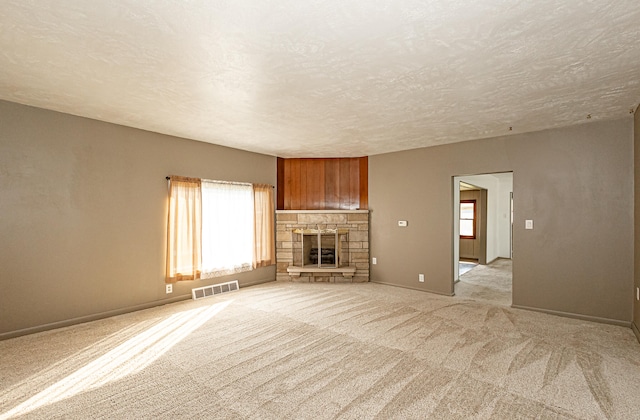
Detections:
1,1,639,157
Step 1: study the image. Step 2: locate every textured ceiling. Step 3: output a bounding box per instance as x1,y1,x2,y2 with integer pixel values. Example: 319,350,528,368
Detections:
1,1,639,158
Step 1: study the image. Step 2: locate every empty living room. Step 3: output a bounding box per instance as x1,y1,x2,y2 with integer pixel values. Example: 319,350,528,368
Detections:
1,1,640,419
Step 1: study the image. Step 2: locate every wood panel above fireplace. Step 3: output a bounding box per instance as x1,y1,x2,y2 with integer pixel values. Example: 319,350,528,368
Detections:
276,157,368,210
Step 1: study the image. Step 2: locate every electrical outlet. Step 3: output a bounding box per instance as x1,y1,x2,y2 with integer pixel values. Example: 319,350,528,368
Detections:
166,284,173,294
418,274,425,282
372,257,377,265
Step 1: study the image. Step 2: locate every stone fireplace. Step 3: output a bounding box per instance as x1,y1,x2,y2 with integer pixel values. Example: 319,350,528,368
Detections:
276,210,369,282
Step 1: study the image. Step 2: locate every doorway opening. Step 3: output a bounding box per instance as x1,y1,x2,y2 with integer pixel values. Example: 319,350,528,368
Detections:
452,172,513,306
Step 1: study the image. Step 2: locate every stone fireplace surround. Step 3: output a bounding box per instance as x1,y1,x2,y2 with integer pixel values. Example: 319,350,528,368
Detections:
276,210,369,283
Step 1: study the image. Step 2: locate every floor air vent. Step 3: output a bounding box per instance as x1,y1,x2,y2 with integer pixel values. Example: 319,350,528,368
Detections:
192,280,239,300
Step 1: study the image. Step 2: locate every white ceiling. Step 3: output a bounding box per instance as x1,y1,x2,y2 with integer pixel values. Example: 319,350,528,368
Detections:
1,1,639,158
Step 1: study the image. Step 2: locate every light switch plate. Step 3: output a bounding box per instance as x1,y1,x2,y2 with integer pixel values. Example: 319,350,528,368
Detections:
398,220,408,227
525,220,534,230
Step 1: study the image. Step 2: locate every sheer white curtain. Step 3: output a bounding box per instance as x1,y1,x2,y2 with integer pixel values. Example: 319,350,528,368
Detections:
201,180,253,278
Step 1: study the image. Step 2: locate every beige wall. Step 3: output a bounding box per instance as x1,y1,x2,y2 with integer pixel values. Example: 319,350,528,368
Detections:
0,100,276,338
634,108,640,340
370,119,634,324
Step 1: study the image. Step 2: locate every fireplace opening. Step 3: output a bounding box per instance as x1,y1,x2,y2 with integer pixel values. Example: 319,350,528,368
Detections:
309,247,336,265
299,229,346,268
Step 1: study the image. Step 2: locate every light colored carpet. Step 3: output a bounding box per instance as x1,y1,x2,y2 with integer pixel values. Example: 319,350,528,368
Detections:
1,281,639,419
456,259,512,306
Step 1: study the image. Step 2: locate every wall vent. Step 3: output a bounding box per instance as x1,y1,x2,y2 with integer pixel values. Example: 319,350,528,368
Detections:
192,280,239,300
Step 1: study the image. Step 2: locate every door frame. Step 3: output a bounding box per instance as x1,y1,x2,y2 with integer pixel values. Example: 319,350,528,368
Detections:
452,172,513,285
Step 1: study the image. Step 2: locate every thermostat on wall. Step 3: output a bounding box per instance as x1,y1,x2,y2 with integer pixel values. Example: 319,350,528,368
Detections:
398,220,408,227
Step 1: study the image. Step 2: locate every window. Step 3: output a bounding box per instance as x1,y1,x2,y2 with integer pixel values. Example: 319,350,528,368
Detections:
201,181,254,277
166,177,275,283
460,200,476,239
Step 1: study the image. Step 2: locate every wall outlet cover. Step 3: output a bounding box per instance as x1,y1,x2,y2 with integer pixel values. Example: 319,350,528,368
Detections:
166,284,173,294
